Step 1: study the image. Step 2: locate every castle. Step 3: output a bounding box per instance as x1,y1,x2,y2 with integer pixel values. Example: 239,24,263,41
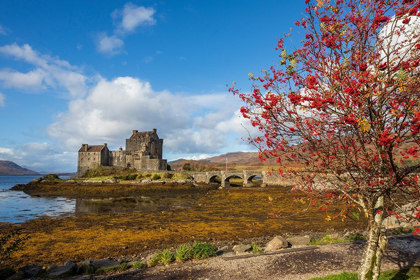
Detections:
77,129,167,177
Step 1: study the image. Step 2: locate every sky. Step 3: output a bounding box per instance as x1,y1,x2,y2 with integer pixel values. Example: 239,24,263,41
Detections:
0,0,307,172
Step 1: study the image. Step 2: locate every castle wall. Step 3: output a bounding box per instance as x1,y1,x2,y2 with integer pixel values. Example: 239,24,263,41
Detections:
109,150,126,168
77,151,102,177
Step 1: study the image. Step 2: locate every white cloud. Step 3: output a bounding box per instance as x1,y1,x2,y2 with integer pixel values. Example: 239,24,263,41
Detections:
0,147,14,156
0,69,45,89
48,77,254,156
0,44,87,98
113,3,156,34
0,143,77,172
0,24,10,35
0,92,5,107
142,56,153,63
96,33,124,56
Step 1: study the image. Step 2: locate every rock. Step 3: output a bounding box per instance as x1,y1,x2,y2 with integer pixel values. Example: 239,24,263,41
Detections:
141,179,152,184
217,246,230,255
233,244,252,254
104,178,118,183
48,261,76,277
287,236,311,247
264,236,289,252
17,265,42,278
5,271,24,280
0,267,15,280
91,259,120,270
30,177,43,184
77,259,94,274
64,179,76,184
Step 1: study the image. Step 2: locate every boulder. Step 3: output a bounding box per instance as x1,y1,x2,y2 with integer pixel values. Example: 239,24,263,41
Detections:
91,259,120,270
48,261,76,277
264,236,289,252
232,244,252,254
17,265,42,278
5,271,24,280
287,236,311,247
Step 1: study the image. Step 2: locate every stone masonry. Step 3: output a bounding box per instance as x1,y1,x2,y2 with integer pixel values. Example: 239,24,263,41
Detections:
77,129,167,177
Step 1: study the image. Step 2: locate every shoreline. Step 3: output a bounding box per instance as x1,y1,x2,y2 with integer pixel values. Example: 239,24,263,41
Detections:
1,178,366,270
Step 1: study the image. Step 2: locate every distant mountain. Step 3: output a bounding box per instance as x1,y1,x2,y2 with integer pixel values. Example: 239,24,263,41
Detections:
0,160,39,175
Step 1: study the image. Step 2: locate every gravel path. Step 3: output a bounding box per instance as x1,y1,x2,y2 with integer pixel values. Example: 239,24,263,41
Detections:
70,234,420,280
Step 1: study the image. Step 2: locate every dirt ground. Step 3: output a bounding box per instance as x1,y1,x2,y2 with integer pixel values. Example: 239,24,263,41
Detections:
68,234,420,280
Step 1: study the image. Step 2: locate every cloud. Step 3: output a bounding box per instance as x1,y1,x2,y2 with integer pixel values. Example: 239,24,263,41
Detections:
0,143,77,172
0,24,10,35
113,3,156,34
95,33,124,56
0,92,5,107
142,56,153,63
95,4,156,56
48,76,254,156
0,43,87,98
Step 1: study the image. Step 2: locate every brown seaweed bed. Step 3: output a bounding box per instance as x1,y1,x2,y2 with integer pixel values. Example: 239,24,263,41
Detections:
0,182,365,268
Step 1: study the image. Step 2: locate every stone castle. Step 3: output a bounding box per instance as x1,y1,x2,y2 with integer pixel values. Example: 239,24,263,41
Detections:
77,129,167,177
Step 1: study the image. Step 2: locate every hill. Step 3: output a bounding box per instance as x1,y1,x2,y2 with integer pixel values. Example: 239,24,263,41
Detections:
0,160,39,175
169,151,276,171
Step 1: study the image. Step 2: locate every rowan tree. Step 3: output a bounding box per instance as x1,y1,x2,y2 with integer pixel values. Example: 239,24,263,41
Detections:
230,0,420,279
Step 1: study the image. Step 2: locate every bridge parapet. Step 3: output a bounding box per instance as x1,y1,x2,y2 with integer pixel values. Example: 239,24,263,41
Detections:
183,170,288,187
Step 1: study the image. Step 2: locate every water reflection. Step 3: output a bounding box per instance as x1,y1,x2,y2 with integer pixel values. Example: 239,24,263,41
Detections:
75,196,192,215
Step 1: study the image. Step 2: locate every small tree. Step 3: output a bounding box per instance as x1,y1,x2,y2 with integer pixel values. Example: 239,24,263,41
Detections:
231,0,420,279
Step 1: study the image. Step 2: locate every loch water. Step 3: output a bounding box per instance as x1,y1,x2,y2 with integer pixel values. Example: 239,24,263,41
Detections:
0,175,75,223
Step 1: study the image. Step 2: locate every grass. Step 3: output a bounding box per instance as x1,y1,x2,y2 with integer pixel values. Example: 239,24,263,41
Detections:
309,266,420,280
310,234,366,246
131,262,146,269
147,242,217,267
251,242,262,254
175,243,193,262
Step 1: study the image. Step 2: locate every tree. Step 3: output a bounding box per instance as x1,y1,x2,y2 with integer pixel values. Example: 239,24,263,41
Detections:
230,0,420,279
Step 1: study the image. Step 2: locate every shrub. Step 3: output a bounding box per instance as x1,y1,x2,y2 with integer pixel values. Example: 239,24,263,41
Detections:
191,241,217,260
251,242,262,254
159,249,174,266
163,172,173,179
151,174,161,180
147,254,161,267
175,244,193,262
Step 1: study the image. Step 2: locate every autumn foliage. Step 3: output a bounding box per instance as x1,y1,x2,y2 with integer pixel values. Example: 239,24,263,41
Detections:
231,0,420,279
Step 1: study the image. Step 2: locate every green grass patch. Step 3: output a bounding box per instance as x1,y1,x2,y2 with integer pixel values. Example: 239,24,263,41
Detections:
251,242,262,254
131,262,146,269
175,243,193,262
191,241,217,259
310,234,365,246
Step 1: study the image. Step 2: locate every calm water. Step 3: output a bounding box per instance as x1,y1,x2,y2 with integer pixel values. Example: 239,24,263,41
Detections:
0,175,75,223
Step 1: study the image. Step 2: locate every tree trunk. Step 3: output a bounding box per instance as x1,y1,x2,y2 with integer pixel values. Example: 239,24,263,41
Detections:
358,196,388,280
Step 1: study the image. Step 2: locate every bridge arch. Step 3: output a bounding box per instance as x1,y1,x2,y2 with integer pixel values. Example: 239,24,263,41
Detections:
209,175,222,184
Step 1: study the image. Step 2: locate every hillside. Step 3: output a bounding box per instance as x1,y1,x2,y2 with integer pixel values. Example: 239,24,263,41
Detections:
0,160,39,175
169,151,277,171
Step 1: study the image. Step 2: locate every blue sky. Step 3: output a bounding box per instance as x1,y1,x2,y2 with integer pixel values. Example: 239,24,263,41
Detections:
0,1,306,172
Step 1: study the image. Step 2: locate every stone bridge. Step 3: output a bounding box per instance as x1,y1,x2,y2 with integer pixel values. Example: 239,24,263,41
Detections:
188,170,278,188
